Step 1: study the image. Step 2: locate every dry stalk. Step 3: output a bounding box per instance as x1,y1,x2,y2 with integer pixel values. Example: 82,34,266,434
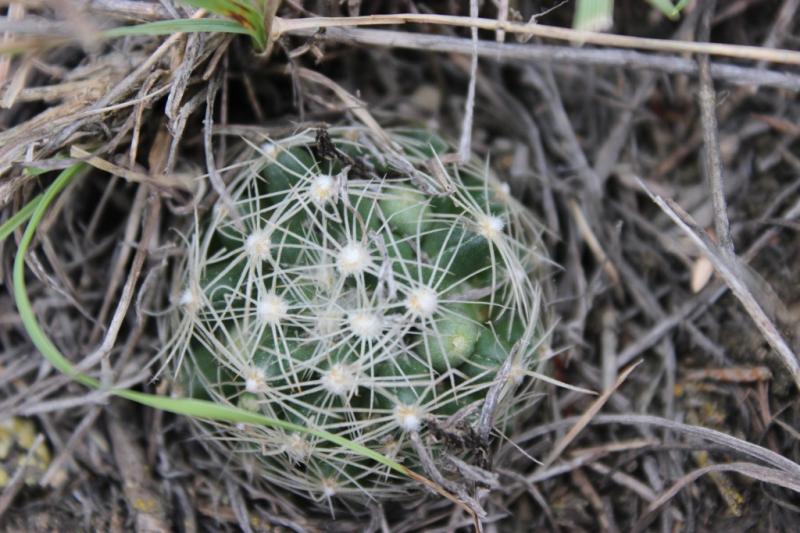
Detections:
272,13,800,65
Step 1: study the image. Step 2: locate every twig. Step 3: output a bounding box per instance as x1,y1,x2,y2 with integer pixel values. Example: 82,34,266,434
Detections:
166,32,202,131
521,438,656,483
522,68,600,194
587,462,683,519
477,343,517,444
600,306,617,392
40,406,101,486
685,366,772,382
495,0,508,43
0,2,22,71
592,75,656,185
87,0,169,20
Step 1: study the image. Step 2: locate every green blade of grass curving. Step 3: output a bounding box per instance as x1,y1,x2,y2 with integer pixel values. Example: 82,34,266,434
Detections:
0,193,42,242
10,164,431,488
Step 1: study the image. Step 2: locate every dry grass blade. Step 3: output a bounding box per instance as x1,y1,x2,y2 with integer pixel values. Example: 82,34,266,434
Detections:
456,0,478,164
515,413,800,476
288,66,393,146
632,462,800,532
696,1,734,256
298,28,800,91
568,198,619,285
535,360,640,472
69,146,192,192
637,179,800,392
272,13,800,65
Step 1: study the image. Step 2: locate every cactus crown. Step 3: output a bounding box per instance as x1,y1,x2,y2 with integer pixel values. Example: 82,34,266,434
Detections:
162,126,549,506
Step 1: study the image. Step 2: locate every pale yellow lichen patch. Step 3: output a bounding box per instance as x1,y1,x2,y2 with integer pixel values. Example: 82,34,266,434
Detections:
133,496,159,513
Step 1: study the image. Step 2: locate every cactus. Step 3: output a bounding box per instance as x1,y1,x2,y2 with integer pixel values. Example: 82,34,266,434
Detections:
161,126,550,506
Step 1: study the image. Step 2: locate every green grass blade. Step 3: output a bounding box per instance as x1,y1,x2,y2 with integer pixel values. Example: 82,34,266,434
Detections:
12,166,414,481
0,193,42,243
102,19,250,39
114,390,408,469
645,0,687,20
1,19,253,57
1,1,280,56
177,0,283,52
573,0,614,32
181,0,265,47
12,163,97,389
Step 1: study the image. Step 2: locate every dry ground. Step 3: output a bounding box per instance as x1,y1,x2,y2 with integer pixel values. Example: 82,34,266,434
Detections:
1,1,800,531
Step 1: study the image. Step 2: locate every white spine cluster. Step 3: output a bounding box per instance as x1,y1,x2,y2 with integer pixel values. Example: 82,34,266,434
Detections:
336,241,373,276
405,286,438,319
476,214,505,241
244,367,267,393
348,311,383,339
321,363,358,397
394,404,425,432
309,174,338,205
245,229,272,262
257,292,288,325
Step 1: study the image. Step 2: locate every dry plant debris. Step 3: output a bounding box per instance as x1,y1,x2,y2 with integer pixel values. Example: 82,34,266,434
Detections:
1,1,800,531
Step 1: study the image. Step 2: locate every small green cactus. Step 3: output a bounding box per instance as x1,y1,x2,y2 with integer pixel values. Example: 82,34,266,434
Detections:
162,126,550,506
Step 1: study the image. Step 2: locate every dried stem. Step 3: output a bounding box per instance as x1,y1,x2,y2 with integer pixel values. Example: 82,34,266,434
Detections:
273,13,800,65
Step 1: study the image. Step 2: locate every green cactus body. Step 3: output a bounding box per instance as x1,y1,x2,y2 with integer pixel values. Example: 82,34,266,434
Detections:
163,127,549,505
